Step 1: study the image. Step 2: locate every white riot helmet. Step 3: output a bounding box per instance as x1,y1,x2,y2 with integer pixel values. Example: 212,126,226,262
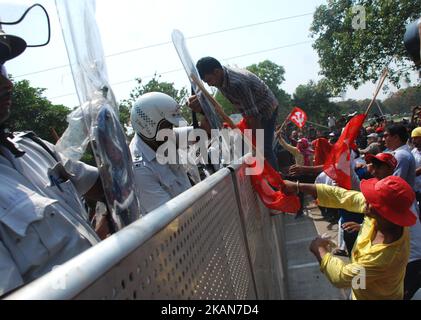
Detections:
130,92,187,140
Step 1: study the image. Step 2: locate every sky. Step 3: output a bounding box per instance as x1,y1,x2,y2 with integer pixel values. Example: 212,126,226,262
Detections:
1,0,419,109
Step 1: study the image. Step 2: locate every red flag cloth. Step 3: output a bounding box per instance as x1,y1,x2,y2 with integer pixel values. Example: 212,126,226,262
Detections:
323,114,366,189
237,118,301,213
288,107,307,129
312,138,333,166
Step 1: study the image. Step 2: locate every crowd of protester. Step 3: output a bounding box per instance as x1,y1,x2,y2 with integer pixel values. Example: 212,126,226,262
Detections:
276,113,421,299
1,10,420,301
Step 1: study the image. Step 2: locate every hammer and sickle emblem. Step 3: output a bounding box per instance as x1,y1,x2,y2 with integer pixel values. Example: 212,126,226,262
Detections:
291,111,305,126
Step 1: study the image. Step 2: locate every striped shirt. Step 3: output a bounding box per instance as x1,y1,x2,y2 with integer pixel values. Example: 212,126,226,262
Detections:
218,66,278,120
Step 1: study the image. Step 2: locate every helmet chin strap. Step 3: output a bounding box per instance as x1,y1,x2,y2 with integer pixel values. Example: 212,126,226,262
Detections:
139,119,175,152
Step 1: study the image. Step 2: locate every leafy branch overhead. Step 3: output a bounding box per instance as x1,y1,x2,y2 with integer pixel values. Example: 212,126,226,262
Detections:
311,0,421,95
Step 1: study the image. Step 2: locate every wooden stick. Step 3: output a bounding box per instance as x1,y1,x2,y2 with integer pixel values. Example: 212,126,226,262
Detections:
306,120,329,129
50,127,60,143
364,68,389,116
190,74,236,129
190,73,266,162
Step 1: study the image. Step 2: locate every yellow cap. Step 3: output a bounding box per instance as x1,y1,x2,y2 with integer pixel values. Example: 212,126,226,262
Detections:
411,127,421,138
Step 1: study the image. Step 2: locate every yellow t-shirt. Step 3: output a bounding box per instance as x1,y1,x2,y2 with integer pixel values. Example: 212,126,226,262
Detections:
316,184,410,300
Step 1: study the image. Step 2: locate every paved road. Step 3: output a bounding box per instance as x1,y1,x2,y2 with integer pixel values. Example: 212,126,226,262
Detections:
284,197,421,300
284,199,349,300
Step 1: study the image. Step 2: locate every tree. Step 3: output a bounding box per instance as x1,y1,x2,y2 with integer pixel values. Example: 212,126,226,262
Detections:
7,78,71,143
311,0,421,95
119,74,189,128
335,98,385,117
292,79,338,125
214,90,237,116
382,85,421,115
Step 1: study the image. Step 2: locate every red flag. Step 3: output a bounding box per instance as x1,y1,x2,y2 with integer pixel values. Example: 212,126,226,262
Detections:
237,118,301,213
312,138,333,166
288,107,307,129
323,114,366,189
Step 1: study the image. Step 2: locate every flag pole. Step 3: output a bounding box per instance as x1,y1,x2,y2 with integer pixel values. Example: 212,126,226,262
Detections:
306,120,329,129
276,108,295,138
190,74,236,129
364,68,389,116
190,74,265,163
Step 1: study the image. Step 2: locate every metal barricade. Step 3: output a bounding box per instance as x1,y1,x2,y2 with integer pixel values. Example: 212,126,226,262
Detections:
228,162,287,299
6,163,287,300
6,168,255,300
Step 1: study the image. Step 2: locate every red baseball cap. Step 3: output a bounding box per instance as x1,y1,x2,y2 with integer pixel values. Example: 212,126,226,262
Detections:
365,153,397,169
360,176,416,227
376,127,384,133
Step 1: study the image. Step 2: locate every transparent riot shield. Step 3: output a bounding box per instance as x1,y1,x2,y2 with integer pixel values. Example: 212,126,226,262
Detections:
55,0,141,230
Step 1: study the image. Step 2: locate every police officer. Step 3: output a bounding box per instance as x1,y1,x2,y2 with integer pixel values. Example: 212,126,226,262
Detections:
0,27,102,296
129,92,193,213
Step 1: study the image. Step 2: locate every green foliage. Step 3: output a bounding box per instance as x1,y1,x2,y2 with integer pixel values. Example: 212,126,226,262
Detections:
214,90,236,116
119,74,189,131
246,60,292,122
292,79,338,124
335,98,385,118
7,78,71,143
246,60,286,95
382,84,421,114
311,0,421,95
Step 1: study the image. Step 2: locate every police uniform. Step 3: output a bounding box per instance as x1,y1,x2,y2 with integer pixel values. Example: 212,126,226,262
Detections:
129,134,192,214
0,133,99,296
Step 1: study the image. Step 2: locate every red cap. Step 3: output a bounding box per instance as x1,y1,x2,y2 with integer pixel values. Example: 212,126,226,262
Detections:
375,127,384,133
365,153,397,169
360,176,416,227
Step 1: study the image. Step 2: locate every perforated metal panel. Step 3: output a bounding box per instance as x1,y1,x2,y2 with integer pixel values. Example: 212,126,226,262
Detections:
229,162,287,299
6,164,288,300
73,170,255,300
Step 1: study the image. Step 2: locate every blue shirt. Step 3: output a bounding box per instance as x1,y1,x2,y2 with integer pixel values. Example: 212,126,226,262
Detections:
392,145,416,188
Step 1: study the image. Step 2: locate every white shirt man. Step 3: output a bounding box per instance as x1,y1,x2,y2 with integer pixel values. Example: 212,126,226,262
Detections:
328,116,336,129
412,147,421,193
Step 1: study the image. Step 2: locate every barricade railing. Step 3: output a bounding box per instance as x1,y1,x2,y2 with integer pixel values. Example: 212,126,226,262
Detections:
5,161,287,300
228,163,287,299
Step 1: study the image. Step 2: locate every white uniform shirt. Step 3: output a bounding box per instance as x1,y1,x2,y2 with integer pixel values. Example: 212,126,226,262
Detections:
412,147,421,193
0,133,99,296
129,134,192,214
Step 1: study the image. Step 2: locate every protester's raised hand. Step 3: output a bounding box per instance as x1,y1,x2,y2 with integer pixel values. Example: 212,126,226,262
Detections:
309,237,331,254
187,95,203,114
288,164,304,176
342,222,361,233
